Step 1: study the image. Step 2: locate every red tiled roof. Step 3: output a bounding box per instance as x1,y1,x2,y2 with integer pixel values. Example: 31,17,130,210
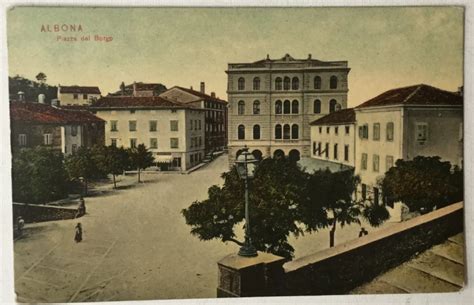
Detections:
10,102,104,124
173,86,228,104
356,84,463,109
59,86,101,94
90,96,200,109
310,108,355,126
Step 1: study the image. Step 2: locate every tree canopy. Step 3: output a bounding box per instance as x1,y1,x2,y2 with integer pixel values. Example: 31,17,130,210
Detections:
128,144,154,182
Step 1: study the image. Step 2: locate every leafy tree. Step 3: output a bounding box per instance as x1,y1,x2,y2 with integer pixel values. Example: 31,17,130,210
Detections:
9,75,57,102
128,144,154,183
35,72,47,84
12,147,68,204
65,146,99,195
93,145,130,188
381,156,463,213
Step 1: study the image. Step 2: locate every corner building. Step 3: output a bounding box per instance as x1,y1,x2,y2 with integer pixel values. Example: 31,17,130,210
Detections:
226,54,350,164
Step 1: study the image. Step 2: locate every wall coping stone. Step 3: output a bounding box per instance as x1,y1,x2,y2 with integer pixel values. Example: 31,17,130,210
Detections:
218,251,286,271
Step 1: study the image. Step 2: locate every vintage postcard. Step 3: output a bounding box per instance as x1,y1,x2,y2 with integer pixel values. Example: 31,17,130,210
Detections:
5,5,466,303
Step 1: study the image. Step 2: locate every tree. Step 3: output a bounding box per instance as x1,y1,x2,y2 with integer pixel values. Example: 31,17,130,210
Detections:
93,145,130,188
12,147,69,204
35,72,47,85
65,146,99,195
128,144,154,183
381,156,463,213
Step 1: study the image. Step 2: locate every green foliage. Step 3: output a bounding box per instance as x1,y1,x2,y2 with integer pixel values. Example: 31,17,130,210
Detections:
12,147,68,204
381,156,463,212
92,145,130,188
35,72,47,84
65,146,104,194
128,144,154,182
9,75,57,102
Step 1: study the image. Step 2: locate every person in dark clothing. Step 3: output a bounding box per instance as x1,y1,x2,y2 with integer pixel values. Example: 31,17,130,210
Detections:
74,223,83,243
359,227,368,237
75,196,86,218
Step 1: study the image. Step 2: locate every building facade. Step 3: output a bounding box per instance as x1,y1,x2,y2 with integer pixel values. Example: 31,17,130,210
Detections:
226,53,350,164
10,101,105,155
58,85,101,106
90,96,205,171
160,82,228,154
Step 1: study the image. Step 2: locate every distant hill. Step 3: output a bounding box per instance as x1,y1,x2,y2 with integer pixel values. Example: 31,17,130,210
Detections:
9,75,58,103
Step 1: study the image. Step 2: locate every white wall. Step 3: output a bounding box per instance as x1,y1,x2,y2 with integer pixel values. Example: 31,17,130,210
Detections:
59,92,101,106
310,123,355,167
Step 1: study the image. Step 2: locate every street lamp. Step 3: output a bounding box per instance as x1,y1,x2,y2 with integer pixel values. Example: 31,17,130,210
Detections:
235,146,258,257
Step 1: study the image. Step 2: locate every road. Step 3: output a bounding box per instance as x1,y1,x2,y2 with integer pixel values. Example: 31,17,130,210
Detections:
14,154,393,302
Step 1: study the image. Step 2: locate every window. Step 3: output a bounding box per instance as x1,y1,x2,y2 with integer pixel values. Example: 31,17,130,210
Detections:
71,126,78,137
238,125,245,140
314,76,321,89
283,124,291,139
335,127,339,135
386,122,394,141
199,137,202,147
359,124,369,139
190,120,193,130
83,94,88,100
253,77,260,90
386,155,394,171
325,143,329,158
238,100,245,115
313,142,317,155
330,76,338,89
327,127,330,134
373,123,380,141
319,127,322,134
111,138,117,147
110,121,118,132
314,100,321,113
172,157,181,168
329,99,337,113
345,125,350,135
238,77,245,90
318,142,322,156
129,120,137,131
361,184,367,200
149,120,157,132
253,100,260,114
283,100,291,114
344,145,349,161
73,93,78,99
275,77,282,90
291,124,299,139
292,77,299,90
43,133,53,145
72,144,77,154
373,187,380,205
170,138,179,148
253,125,260,139
275,100,282,114
373,154,380,172
130,138,137,148
334,143,338,160
275,124,282,139
291,100,299,114
199,120,202,130
361,153,368,170
191,154,194,163
18,134,27,146
170,120,179,131
283,77,290,90
416,123,428,144
150,138,158,149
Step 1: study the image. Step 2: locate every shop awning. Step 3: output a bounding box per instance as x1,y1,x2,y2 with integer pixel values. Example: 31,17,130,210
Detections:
155,155,174,163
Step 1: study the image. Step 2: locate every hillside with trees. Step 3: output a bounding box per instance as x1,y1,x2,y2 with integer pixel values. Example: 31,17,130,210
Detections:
9,74,57,103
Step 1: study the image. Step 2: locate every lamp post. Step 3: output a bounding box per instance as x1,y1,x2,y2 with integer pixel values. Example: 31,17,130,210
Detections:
235,146,258,257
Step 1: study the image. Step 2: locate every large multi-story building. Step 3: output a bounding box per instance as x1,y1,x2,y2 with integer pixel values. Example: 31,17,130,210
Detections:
226,53,350,163
90,96,205,171
57,85,101,106
159,82,228,154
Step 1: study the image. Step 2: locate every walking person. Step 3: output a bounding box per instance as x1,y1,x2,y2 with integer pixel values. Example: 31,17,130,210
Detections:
74,223,83,243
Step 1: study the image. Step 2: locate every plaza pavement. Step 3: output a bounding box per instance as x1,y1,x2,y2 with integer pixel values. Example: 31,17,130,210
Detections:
14,154,393,302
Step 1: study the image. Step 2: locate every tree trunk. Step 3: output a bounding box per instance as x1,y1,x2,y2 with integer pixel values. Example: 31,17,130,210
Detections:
84,179,88,196
137,168,141,183
329,220,337,248
113,174,116,189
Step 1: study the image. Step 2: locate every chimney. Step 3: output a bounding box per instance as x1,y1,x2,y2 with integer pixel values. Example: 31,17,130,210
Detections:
190,86,193,90
18,91,25,102
308,53,312,59
200,82,205,94
457,86,463,97
266,54,270,60
133,81,137,97
38,94,46,104
211,92,216,98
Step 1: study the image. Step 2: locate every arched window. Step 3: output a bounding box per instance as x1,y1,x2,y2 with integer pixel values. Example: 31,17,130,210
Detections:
291,100,299,114
253,100,260,114
329,99,337,113
314,76,322,89
330,76,338,89
238,100,245,115
275,77,282,90
283,100,291,114
292,124,299,139
253,125,260,140
238,124,245,139
253,77,260,91
275,124,282,139
238,77,245,90
283,124,291,139
275,100,282,114
314,99,321,113
283,77,291,90
292,77,299,90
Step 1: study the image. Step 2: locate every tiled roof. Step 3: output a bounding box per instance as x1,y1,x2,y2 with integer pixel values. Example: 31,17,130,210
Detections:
59,86,101,94
173,86,228,104
10,102,104,124
310,108,355,126
356,84,463,108
90,96,200,109
229,54,348,69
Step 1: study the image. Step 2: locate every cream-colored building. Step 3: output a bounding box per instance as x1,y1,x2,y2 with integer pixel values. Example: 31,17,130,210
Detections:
90,96,205,171
58,85,101,106
226,53,350,163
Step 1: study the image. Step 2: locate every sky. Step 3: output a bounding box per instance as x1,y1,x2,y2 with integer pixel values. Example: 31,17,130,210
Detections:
7,6,464,107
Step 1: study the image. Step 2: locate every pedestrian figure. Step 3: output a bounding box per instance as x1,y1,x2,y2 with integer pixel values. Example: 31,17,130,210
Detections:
74,223,83,243
359,227,368,238
75,196,86,218
17,216,25,236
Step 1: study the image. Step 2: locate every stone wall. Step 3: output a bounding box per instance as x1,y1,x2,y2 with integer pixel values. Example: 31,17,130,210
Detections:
13,202,79,223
